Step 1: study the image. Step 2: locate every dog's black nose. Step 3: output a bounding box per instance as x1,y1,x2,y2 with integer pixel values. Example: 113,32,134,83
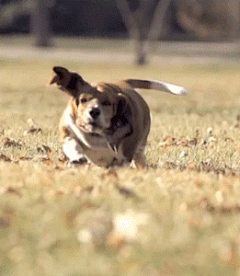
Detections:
90,108,100,119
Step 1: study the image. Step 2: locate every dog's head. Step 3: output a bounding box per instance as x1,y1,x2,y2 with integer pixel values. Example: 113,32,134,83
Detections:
49,66,128,135
76,86,124,134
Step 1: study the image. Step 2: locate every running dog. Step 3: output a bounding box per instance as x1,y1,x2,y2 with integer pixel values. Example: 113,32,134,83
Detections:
49,66,187,168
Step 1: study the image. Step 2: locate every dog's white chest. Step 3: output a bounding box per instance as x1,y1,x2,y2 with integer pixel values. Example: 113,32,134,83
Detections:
63,107,126,167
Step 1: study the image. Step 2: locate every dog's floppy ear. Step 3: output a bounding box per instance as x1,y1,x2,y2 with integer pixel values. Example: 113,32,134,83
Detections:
49,66,91,98
111,93,132,129
116,93,129,116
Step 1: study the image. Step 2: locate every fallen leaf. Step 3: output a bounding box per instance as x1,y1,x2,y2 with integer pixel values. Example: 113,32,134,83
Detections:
117,186,136,198
83,186,94,193
193,178,203,188
107,232,126,250
0,153,11,162
162,162,177,170
225,137,234,142
163,135,175,146
6,187,22,197
2,137,22,148
41,157,54,165
188,137,198,146
58,154,68,163
19,156,32,161
24,128,42,135
37,145,52,154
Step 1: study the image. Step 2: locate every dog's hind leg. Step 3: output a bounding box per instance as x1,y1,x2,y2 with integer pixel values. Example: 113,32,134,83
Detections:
130,137,148,169
131,146,147,169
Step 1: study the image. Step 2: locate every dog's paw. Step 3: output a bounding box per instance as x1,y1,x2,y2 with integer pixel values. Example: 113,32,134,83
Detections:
68,156,89,167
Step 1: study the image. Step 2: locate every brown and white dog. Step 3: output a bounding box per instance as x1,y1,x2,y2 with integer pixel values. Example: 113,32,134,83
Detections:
49,66,187,168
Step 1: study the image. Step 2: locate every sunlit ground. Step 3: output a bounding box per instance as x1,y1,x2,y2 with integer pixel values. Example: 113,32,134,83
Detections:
1,48,240,275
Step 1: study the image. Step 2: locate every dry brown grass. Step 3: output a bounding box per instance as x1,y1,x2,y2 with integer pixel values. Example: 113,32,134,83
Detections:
1,58,240,276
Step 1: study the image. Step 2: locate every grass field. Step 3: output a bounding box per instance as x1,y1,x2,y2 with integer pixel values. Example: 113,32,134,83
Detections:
1,56,240,276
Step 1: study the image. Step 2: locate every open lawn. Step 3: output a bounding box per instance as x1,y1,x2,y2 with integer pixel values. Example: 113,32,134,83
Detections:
1,57,240,276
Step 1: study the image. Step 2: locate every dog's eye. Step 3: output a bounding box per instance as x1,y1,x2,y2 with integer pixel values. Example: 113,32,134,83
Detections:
80,98,88,104
102,100,111,106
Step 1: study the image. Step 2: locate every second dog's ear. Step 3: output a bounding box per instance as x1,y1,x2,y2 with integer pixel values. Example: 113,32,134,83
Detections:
49,66,91,98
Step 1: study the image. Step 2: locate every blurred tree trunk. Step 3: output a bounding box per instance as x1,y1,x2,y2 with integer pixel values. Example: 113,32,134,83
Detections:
116,0,172,65
31,0,51,47
177,0,240,41
148,0,172,41
227,0,240,40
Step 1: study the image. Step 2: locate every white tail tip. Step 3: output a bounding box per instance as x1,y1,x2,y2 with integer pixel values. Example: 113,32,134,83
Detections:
163,82,188,96
151,80,188,96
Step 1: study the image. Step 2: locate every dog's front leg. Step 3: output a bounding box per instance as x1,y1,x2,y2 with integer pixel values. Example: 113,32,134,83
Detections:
63,137,88,165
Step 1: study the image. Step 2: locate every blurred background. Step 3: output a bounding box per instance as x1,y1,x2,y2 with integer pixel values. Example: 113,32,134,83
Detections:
1,0,240,65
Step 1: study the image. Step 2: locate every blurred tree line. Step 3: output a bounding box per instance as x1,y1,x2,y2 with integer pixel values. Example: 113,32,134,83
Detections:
0,0,182,38
0,0,239,41
1,0,239,64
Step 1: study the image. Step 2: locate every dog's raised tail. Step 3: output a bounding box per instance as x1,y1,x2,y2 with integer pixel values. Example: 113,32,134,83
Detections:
125,79,187,96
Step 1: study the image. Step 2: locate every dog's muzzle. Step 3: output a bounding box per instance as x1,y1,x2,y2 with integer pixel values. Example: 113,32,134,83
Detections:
89,107,101,119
